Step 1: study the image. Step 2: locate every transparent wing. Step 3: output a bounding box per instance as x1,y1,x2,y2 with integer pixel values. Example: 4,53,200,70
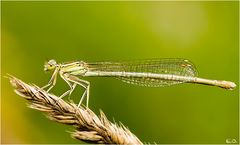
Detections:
87,59,198,87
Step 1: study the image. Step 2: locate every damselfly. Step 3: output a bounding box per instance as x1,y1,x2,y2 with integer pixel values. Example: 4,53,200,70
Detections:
42,59,236,107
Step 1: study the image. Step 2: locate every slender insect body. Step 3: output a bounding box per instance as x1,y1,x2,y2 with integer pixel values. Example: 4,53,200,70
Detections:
43,59,236,108
85,71,195,83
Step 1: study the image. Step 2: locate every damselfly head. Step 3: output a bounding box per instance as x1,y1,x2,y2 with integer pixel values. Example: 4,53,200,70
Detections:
44,59,57,71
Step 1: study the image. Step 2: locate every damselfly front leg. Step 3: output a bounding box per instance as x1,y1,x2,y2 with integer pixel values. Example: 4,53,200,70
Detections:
42,67,59,92
62,73,90,107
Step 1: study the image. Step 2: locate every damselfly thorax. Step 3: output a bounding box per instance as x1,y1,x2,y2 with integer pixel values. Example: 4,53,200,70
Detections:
59,61,88,76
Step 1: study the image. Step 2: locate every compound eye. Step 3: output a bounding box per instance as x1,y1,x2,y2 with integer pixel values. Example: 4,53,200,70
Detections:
48,59,57,65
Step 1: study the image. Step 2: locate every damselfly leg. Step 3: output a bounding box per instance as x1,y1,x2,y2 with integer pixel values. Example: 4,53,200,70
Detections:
62,73,90,107
42,68,59,92
42,71,90,107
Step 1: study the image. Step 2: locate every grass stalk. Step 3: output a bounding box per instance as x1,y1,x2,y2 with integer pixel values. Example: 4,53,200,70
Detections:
8,76,143,144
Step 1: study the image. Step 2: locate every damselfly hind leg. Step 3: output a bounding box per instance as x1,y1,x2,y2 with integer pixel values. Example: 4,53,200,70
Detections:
63,74,90,108
78,82,90,107
76,81,89,107
58,83,77,99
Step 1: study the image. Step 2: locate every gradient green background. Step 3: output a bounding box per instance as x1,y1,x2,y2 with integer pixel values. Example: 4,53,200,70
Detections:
1,1,239,144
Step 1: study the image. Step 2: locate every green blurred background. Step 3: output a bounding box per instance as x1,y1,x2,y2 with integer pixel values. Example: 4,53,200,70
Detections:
1,1,239,144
